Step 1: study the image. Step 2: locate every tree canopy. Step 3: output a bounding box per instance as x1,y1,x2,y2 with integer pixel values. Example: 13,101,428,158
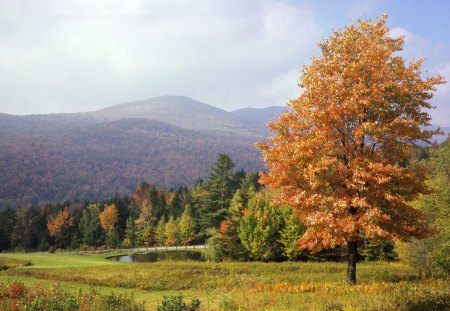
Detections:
258,15,445,284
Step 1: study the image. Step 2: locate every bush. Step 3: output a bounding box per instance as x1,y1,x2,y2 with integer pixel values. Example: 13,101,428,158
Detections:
156,293,201,311
374,283,450,311
0,281,145,311
87,291,145,311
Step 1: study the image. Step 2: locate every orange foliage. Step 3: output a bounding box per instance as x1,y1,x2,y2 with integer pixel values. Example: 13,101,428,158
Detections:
47,209,73,238
257,15,444,253
217,220,230,240
99,204,118,232
163,191,176,206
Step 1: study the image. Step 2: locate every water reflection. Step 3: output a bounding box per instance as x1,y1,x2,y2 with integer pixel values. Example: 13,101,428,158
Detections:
109,251,204,263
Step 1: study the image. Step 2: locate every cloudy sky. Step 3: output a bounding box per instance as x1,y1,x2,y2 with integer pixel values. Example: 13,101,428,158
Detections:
1,0,449,126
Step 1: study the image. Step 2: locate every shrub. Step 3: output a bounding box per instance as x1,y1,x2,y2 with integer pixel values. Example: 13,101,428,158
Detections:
87,291,145,311
0,282,145,311
156,293,201,311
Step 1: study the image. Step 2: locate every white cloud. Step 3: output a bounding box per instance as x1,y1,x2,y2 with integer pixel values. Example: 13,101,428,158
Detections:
0,0,318,114
390,27,430,61
430,61,450,126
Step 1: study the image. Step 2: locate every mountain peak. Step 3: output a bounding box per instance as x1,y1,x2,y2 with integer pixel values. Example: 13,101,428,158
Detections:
88,96,250,133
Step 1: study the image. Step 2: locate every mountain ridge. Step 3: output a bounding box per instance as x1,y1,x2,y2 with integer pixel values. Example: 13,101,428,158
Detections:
0,95,448,208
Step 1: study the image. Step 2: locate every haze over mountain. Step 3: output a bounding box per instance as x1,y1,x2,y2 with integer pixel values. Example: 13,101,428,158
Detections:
231,106,285,124
0,95,447,208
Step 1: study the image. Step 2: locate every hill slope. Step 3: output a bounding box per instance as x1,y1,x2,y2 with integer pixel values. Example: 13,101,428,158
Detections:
231,106,284,124
0,117,262,207
86,96,261,135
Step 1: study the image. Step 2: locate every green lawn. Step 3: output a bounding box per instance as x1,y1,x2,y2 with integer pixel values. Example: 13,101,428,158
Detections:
1,252,449,310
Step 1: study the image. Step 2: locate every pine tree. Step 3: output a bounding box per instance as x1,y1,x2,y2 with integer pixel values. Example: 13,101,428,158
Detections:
217,174,256,260
123,217,137,247
201,154,236,235
79,203,102,246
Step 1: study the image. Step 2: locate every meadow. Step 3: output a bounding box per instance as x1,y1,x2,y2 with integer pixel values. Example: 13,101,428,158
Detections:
1,252,449,310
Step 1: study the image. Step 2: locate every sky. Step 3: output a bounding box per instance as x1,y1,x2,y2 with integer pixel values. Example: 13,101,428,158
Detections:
0,0,449,126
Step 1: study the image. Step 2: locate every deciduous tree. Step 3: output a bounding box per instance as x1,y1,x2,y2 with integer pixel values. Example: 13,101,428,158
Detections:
178,205,195,246
164,216,178,246
258,15,444,284
47,208,73,248
400,143,450,277
238,191,283,261
99,204,118,233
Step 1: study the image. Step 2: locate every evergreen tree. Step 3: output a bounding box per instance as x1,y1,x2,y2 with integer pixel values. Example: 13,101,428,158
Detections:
0,207,15,251
12,205,40,252
79,204,102,246
123,217,137,247
217,174,256,260
201,154,236,235
190,180,208,238
105,230,120,248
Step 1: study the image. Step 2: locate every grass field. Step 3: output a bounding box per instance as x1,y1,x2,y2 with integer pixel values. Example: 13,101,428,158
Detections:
1,252,449,310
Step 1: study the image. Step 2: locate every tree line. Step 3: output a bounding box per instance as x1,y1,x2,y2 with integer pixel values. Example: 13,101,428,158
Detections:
0,143,448,274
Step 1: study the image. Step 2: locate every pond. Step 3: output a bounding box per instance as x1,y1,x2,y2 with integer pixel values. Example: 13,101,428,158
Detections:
109,251,205,263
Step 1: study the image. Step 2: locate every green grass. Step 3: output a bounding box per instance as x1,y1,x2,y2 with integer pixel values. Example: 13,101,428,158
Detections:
1,253,449,310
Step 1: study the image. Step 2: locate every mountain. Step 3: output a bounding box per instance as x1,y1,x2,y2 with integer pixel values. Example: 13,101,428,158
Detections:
0,117,261,207
85,96,261,135
0,96,448,208
231,106,284,124
0,96,267,208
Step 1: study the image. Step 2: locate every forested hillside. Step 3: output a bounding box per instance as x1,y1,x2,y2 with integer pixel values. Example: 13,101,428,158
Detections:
0,96,269,208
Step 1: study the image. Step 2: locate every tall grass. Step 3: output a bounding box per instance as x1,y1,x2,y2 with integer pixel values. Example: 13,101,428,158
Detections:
1,253,449,310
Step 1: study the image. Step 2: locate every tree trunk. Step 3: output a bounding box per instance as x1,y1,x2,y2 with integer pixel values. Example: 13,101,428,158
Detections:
347,240,357,285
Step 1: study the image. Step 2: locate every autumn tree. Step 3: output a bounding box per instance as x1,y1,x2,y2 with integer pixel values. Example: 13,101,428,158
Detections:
99,204,119,247
178,205,195,246
99,204,119,232
164,216,178,246
155,217,166,246
47,208,74,248
258,15,444,284
133,182,158,226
